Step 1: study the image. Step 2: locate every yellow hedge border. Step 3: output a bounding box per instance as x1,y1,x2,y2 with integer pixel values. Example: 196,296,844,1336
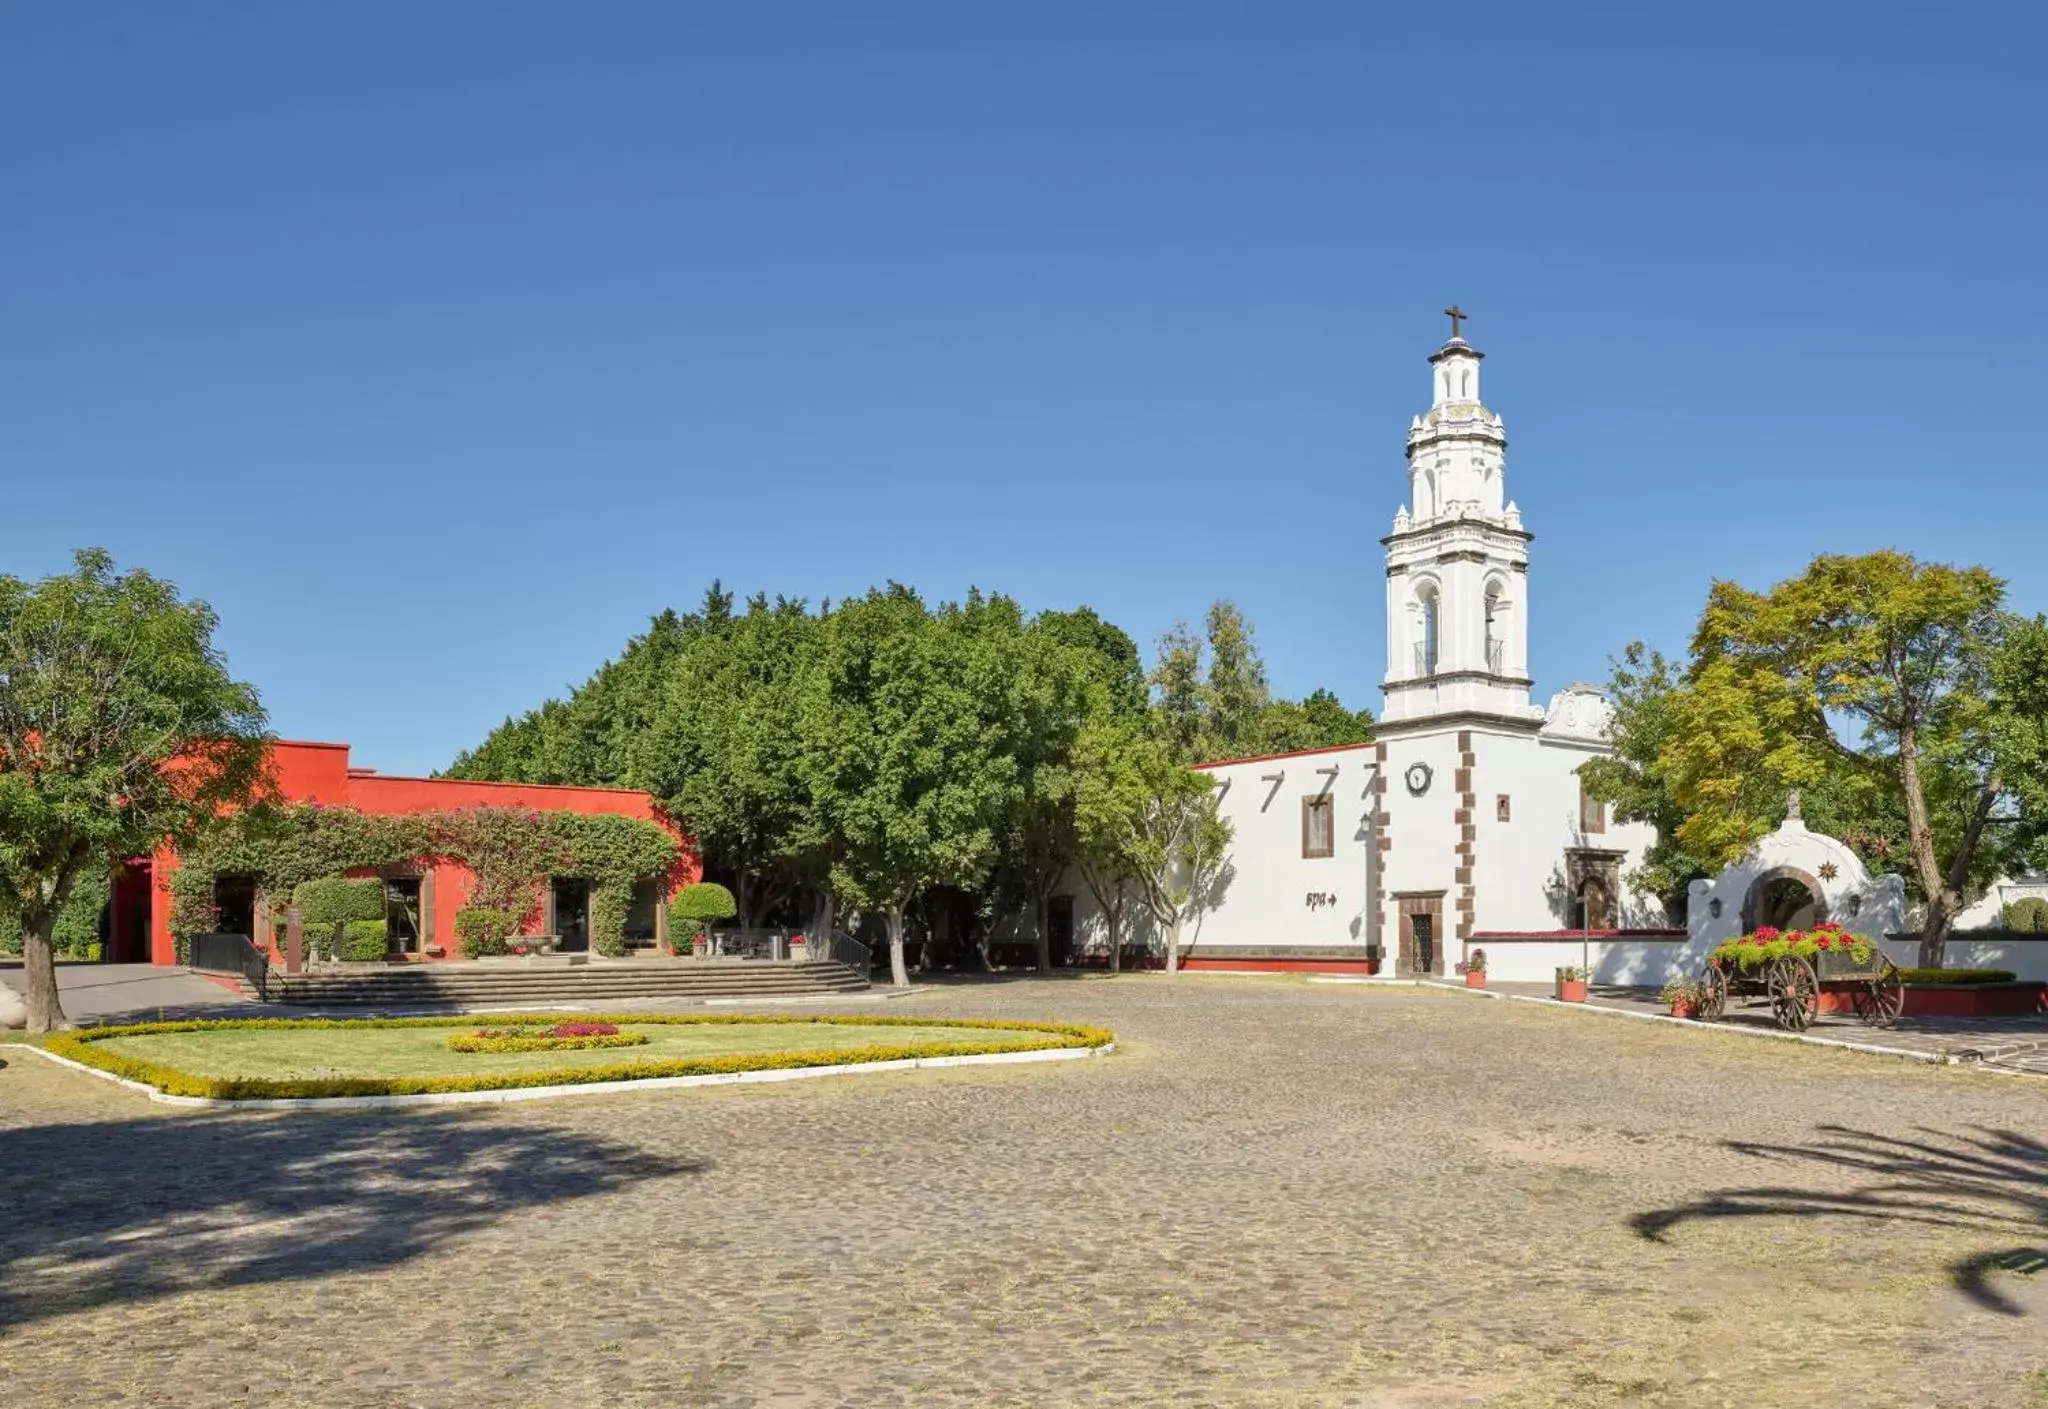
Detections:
48,1014,1114,1102
445,1031,651,1054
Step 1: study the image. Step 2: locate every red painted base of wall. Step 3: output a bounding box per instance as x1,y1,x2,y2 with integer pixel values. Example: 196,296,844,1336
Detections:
1816,984,2047,1018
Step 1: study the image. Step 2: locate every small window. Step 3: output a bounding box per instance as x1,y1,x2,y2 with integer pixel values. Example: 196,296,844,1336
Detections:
1579,783,1606,834
1496,794,1511,822
1301,795,1335,859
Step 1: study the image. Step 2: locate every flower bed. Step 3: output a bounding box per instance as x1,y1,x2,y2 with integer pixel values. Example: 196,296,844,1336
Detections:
1710,922,1875,971
448,1022,650,1054
44,1014,1115,1101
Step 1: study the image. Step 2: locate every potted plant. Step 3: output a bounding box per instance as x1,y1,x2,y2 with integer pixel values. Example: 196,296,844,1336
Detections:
790,932,808,961
1461,948,1488,989
1659,976,1701,1019
1554,965,1589,1003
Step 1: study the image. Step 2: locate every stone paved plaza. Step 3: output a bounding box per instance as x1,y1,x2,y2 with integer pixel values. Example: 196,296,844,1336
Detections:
3,976,2045,1408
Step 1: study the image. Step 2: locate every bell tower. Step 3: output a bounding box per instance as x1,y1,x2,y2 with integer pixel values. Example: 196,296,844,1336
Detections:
1380,309,1540,729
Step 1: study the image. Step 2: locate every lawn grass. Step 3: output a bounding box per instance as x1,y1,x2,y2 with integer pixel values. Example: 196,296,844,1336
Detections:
95,1020,1057,1082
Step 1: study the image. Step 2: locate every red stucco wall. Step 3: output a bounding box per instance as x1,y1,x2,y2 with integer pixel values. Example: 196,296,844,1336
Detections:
149,740,696,965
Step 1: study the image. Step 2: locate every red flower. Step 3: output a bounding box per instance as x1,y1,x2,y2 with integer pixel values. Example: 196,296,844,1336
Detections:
1814,920,1840,932
1815,935,1832,950
1753,926,1781,941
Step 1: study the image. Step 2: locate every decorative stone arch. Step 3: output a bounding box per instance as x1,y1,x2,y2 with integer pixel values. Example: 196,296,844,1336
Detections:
1686,809,1907,954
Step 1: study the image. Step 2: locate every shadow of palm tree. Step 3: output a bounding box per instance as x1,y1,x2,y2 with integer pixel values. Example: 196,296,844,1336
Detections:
1630,1124,2047,1315
0,1106,702,1330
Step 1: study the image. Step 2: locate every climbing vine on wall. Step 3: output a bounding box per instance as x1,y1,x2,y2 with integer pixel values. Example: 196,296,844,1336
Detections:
169,804,681,959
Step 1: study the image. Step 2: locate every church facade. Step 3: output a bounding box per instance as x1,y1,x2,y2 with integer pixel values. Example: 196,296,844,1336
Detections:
1072,321,1668,975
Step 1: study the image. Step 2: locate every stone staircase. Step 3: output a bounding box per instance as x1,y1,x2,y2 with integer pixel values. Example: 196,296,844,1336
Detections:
232,959,873,1008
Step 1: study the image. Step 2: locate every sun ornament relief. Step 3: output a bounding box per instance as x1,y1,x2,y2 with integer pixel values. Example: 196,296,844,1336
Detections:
1817,862,1838,881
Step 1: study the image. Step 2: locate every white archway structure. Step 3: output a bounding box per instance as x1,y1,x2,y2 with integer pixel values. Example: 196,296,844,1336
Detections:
1686,809,1906,950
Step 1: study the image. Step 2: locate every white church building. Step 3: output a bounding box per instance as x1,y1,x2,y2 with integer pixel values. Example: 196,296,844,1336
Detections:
1072,318,1668,977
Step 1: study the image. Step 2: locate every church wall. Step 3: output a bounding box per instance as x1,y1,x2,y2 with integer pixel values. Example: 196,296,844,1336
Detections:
1375,731,1465,972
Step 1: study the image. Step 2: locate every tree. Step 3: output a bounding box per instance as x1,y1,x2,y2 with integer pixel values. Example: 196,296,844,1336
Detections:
1593,551,2048,966
1256,688,1374,756
1074,715,1231,974
0,550,268,1030
1148,602,1369,763
801,587,1015,987
668,881,737,950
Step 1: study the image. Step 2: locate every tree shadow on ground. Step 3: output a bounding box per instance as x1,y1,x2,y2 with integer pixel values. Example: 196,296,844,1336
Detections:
0,1105,702,1331
1630,1125,2047,1315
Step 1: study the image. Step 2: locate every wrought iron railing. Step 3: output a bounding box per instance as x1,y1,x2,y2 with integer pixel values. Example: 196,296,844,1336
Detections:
1486,639,1504,674
808,928,873,975
1413,644,1437,677
701,926,873,972
190,932,270,1001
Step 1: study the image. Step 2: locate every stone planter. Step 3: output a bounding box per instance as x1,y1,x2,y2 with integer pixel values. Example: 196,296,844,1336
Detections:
1555,977,1589,1003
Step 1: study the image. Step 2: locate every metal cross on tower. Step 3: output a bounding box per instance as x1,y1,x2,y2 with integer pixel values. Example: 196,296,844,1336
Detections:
1443,305,1468,339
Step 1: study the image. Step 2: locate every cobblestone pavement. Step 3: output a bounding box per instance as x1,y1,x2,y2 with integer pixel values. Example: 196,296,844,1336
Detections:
3,975,2045,1409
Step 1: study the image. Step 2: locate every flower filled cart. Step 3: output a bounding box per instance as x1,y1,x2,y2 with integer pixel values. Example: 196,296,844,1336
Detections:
1697,923,1904,1032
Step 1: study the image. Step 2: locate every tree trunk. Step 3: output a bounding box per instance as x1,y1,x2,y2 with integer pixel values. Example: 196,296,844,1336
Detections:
1898,726,1957,969
1106,898,1122,974
1034,890,1051,973
1164,909,1181,975
21,908,72,1033
886,907,910,989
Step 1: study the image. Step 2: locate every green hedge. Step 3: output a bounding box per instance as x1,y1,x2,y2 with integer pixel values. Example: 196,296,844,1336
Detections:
2000,898,2048,933
1895,967,2020,985
293,878,387,925
454,907,519,959
47,1014,1115,1101
341,919,390,963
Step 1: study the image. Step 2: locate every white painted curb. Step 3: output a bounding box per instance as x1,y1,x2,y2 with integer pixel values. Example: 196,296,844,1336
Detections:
3,1039,1115,1111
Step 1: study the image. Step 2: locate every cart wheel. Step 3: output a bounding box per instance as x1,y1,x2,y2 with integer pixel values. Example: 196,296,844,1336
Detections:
1853,953,1905,1028
1698,963,1729,1022
1770,955,1821,1032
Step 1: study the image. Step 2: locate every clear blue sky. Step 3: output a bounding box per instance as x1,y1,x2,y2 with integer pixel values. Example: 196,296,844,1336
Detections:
6,2,2044,776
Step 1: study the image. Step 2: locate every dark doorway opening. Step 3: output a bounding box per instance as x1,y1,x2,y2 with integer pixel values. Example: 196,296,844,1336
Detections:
112,862,153,964
625,879,660,949
1047,895,1075,967
1396,894,1444,977
551,878,591,953
384,878,422,957
214,875,257,939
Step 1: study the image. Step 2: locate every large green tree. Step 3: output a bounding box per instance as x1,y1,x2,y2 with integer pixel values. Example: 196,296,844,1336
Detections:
1150,600,1372,764
1587,551,2048,964
0,550,268,1030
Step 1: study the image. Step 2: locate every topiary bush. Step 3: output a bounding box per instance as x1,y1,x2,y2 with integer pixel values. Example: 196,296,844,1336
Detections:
669,882,736,949
454,907,519,959
293,878,386,961
342,919,390,962
590,884,631,959
2001,897,2048,933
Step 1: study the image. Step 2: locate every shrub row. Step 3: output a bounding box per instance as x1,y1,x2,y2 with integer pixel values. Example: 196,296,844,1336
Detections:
1894,967,2020,985
47,1014,1113,1102
2000,898,2048,933
454,907,520,958
446,1030,650,1054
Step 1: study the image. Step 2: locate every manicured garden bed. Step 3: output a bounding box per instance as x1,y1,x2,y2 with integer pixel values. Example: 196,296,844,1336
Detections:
47,1014,1113,1100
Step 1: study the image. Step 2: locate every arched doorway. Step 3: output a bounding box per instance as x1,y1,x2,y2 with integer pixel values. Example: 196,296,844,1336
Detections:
1741,867,1826,932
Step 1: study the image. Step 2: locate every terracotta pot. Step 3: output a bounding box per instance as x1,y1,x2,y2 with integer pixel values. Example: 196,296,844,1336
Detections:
1669,1000,1697,1019
1556,978,1589,1003
1465,969,1487,989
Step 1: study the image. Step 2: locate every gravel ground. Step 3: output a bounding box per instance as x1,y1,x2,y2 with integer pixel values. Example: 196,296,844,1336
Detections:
2,974,2044,1409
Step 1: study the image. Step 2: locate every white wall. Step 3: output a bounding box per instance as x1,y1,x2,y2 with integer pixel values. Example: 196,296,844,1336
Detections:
1476,938,1691,985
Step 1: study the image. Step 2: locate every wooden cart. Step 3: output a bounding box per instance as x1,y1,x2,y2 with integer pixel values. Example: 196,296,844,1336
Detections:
1697,947,1905,1032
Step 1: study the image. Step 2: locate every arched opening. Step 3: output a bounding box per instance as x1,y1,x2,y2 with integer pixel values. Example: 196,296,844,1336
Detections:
1483,581,1504,674
1417,467,1437,519
1740,867,1827,932
1416,583,1440,677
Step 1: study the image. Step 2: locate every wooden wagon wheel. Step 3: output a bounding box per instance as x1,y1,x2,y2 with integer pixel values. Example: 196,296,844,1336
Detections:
1769,955,1821,1032
1697,962,1729,1022
1851,953,1905,1028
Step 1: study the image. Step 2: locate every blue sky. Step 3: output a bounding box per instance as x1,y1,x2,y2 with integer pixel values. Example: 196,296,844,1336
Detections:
5,2,2044,776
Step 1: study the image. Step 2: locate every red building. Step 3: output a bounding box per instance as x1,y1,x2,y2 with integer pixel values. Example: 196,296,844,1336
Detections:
108,741,695,966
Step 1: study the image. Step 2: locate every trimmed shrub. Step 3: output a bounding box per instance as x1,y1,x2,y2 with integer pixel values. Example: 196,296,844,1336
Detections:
46,1013,1115,1101
454,907,519,959
294,878,387,925
2001,897,2048,933
448,1027,649,1053
669,882,736,943
1895,967,2020,985
590,884,631,959
342,919,390,963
